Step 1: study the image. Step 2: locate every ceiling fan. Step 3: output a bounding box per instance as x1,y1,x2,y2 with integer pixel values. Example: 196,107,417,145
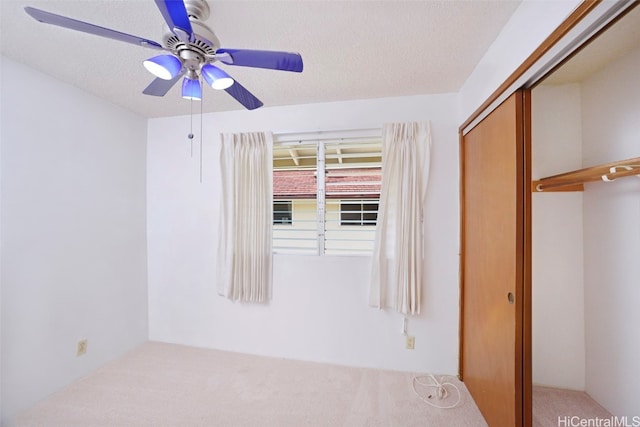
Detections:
24,0,304,110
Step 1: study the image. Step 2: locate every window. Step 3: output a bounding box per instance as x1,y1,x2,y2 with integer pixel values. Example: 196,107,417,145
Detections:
340,201,379,226
273,134,381,255
273,201,292,224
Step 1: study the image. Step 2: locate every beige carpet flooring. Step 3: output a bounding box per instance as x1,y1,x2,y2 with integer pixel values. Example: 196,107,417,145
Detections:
12,342,611,427
532,385,612,427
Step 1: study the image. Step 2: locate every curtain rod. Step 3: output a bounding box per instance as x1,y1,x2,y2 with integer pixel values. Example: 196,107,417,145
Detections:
273,127,382,144
273,127,381,137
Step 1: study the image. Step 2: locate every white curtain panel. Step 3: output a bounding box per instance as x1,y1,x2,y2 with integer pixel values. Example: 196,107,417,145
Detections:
370,122,431,315
216,131,273,302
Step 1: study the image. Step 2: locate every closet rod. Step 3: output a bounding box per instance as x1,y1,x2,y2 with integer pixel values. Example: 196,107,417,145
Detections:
534,180,586,192
533,157,640,192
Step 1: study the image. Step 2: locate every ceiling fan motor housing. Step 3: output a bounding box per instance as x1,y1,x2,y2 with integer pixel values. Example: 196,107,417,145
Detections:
161,0,220,75
184,0,210,21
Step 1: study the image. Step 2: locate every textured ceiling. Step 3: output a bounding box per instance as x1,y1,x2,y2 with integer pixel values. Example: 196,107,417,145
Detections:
1,0,522,118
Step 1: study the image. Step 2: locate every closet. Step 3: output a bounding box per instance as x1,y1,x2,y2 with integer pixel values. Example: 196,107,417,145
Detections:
459,1,640,424
531,4,640,416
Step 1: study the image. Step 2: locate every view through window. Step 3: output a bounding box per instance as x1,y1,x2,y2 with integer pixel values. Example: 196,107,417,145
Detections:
273,137,382,255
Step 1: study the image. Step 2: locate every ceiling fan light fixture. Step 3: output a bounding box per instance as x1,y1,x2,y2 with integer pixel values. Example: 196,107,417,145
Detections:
181,77,202,101
143,55,182,80
201,64,234,90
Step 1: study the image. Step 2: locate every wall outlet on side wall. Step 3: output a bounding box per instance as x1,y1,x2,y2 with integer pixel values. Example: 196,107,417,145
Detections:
76,339,88,356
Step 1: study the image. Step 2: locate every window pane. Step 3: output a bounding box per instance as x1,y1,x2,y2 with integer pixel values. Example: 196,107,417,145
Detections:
273,142,318,254
363,203,378,225
273,200,318,254
339,201,380,226
273,201,292,225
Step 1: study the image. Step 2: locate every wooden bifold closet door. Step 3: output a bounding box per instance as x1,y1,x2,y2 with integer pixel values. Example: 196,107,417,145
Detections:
459,90,532,427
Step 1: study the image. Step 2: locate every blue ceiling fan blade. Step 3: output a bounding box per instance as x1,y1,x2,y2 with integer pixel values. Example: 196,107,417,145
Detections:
216,49,303,72
142,72,184,96
224,80,264,110
154,0,193,44
24,7,164,50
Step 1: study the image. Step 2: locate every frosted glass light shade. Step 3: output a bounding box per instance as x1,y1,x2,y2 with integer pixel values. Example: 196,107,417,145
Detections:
181,77,202,100
201,64,234,90
143,55,182,80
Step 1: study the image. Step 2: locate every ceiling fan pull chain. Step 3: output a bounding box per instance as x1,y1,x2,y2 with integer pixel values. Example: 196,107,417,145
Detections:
199,81,204,184
189,97,194,158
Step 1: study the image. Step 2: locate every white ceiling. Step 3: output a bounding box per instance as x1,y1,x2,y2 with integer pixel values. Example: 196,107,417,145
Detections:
1,0,522,118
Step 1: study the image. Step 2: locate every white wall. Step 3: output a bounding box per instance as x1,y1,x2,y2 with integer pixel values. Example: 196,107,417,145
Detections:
0,55,4,424
0,57,149,424
581,46,640,417
531,83,585,390
147,93,460,374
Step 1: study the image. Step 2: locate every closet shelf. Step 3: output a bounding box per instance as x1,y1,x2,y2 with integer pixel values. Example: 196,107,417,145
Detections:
532,156,640,192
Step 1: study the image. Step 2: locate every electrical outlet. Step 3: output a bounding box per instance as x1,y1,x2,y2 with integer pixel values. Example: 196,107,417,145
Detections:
405,335,415,350
76,339,88,356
